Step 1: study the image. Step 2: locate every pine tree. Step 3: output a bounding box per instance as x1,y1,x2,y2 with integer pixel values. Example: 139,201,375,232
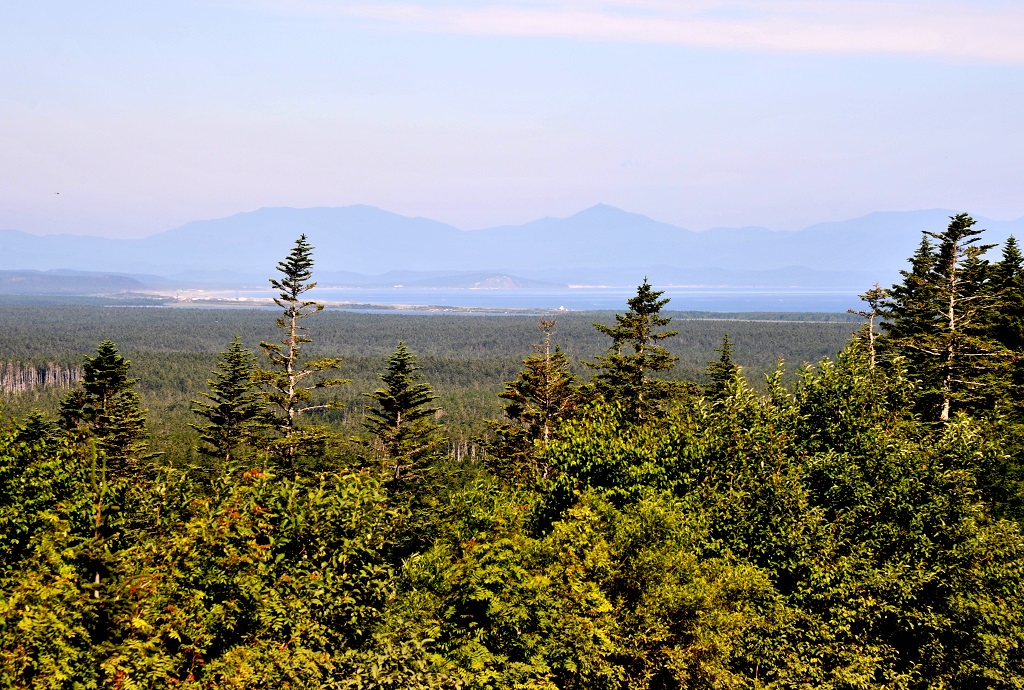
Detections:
59,340,149,475
588,278,679,421
191,336,269,466
363,342,444,486
487,318,579,484
259,235,348,466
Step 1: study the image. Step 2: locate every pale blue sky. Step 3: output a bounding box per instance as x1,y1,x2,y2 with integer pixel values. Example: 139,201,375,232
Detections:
2,1,1022,237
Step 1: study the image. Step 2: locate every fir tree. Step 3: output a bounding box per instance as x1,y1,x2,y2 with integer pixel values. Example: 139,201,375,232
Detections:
363,341,444,486
259,235,348,466
990,236,1024,415
848,283,886,368
487,318,579,484
705,333,741,401
59,339,149,475
882,214,1009,421
588,278,679,421
191,336,269,466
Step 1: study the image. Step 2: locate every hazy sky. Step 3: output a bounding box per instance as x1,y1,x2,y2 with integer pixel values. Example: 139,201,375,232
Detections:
2,1,1022,237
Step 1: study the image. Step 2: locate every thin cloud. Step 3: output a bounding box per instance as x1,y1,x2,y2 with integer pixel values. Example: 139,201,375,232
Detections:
242,1,1024,63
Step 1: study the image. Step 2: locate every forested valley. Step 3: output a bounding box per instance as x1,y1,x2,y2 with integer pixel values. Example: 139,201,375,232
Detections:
2,214,1024,688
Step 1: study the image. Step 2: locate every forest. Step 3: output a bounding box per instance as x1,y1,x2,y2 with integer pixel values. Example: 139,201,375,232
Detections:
1,213,1023,688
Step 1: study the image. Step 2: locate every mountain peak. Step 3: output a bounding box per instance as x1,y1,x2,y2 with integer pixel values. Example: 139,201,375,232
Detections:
570,203,650,221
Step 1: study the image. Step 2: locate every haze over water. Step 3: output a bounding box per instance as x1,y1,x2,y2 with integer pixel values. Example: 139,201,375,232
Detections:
185,286,862,313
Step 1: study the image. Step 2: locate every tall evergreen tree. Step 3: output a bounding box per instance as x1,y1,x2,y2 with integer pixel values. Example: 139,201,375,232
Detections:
883,235,937,344
363,341,444,487
58,340,150,599
191,335,269,467
588,278,679,421
882,214,1009,421
259,235,348,466
59,339,149,475
486,318,579,484
705,333,741,401
848,283,887,368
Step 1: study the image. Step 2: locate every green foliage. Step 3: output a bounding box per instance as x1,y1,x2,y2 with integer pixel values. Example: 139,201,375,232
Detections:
5,245,1024,686
705,333,740,401
991,236,1024,417
589,279,680,421
191,335,269,468
259,236,348,468
363,341,445,486
391,491,780,689
486,319,580,486
883,214,1011,421
848,282,886,368
58,340,150,474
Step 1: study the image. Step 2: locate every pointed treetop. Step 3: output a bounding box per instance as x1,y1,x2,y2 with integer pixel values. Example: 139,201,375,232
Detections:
626,277,672,321
997,235,1024,282
82,339,136,399
270,234,318,307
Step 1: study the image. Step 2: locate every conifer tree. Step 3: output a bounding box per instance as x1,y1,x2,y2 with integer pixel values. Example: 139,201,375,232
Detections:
883,235,937,345
705,333,740,401
991,237,1024,350
59,339,149,475
989,236,1024,415
589,278,679,421
882,214,1009,421
848,283,886,368
363,342,444,486
259,235,348,466
191,336,269,466
487,318,579,484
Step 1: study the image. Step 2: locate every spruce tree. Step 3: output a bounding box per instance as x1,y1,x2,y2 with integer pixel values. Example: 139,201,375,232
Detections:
883,235,937,344
705,333,740,401
992,238,1024,350
985,236,1024,421
59,339,149,475
487,318,579,484
363,341,444,487
848,283,886,368
191,336,269,466
259,235,348,466
589,278,679,421
882,214,1009,421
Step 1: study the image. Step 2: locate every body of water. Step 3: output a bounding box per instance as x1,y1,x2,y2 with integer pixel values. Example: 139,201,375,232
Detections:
195,286,863,313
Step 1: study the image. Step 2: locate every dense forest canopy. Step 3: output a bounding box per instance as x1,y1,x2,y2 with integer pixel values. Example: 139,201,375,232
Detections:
2,216,1023,688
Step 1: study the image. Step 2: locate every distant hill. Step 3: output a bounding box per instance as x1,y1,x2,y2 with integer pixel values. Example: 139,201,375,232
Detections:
2,205,1022,290
0,270,147,295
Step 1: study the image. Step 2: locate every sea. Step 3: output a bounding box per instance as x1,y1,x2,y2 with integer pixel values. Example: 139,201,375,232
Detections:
193,286,864,314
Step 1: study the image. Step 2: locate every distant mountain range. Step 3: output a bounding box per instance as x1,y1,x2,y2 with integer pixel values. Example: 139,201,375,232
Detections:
1,205,1022,293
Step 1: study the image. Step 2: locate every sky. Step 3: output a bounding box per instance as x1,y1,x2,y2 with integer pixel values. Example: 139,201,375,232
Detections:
1,0,1022,238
